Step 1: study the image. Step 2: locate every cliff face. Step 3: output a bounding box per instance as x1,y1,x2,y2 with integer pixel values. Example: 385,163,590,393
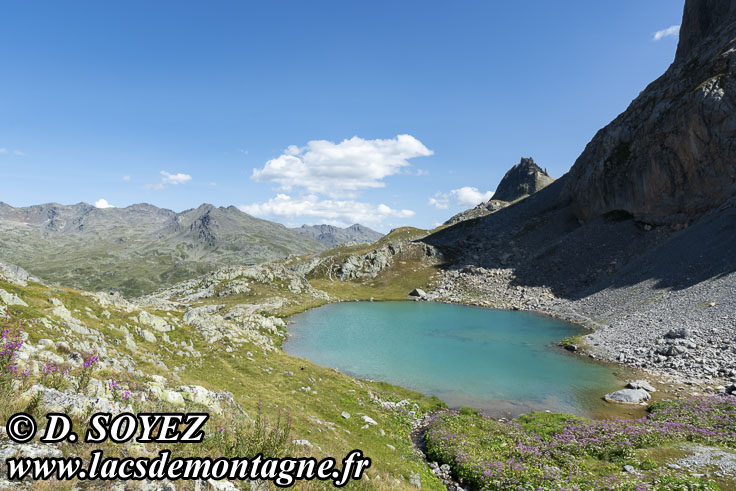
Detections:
563,0,736,224
493,157,555,202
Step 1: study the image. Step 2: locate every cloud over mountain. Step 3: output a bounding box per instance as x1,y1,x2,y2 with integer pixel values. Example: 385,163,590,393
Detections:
252,135,432,198
239,194,414,228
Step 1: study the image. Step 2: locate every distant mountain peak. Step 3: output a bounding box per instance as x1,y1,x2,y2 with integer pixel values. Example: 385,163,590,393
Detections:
0,201,325,296
294,223,383,247
492,157,555,203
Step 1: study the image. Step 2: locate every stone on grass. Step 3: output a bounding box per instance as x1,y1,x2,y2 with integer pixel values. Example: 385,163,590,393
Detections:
604,388,651,404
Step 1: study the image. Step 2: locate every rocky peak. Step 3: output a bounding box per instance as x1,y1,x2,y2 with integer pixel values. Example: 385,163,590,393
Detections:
492,157,555,203
189,208,218,247
675,0,736,63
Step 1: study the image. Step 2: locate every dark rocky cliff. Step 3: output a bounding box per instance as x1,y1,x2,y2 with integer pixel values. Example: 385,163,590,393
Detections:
563,0,736,225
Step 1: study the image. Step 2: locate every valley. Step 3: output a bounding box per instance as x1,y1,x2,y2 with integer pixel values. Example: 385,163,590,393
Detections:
1,0,735,489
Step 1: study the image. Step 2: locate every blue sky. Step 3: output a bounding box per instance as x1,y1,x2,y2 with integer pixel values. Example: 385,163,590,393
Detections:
1,1,684,231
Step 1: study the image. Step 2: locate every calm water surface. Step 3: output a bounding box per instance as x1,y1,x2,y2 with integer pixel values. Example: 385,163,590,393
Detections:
284,302,621,416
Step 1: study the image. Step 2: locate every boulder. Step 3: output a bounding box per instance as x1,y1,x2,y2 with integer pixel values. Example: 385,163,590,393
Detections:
174,385,238,415
0,443,62,460
626,380,656,392
604,388,651,404
0,288,27,307
665,328,689,339
136,310,175,332
409,288,427,298
21,385,132,418
409,472,421,488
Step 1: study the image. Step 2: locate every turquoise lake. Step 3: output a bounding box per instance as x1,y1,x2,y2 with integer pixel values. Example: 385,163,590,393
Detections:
284,301,622,416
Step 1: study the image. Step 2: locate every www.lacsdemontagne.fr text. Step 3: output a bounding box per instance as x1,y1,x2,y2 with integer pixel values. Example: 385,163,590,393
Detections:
7,449,371,487
5,412,371,487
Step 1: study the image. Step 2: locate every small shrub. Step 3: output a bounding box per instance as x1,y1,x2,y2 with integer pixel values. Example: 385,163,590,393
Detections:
41,361,70,391
459,406,480,417
76,353,99,394
204,399,294,459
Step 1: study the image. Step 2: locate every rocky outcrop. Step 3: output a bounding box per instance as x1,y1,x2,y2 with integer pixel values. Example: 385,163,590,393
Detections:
564,0,736,224
444,200,506,225
0,262,39,286
493,157,555,202
321,242,441,281
0,288,27,307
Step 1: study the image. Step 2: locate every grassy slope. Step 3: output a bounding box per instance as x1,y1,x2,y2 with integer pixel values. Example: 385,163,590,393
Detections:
0,274,448,489
304,227,444,301
425,405,736,490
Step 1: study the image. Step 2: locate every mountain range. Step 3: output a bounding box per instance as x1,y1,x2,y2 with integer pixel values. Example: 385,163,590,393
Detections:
293,223,383,247
0,202,326,296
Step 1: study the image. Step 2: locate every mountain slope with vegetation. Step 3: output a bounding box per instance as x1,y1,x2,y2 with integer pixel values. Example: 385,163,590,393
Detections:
0,261,447,489
0,202,326,297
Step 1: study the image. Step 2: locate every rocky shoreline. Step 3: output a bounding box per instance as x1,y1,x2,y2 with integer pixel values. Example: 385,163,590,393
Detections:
425,264,736,398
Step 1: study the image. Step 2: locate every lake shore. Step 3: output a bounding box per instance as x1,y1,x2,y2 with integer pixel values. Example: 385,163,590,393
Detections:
426,265,735,400
284,301,663,421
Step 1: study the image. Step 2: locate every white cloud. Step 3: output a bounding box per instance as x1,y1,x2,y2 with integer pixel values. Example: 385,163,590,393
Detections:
252,134,433,197
428,194,450,210
13,150,25,156
122,175,131,181
239,194,415,228
239,149,248,155
94,198,115,209
454,186,494,206
0,148,6,153
653,25,680,41
429,187,494,210
160,171,192,185
145,170,192,190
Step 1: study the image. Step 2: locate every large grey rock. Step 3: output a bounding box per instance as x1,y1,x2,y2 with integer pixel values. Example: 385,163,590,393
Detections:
0,288,27,307
604,388,651,404
0,443,63,460
21,385,133,418
409,288,427,298
174,385,240,415
665,328,689,339
136,310,175,332
0,262,39,286
626,380,656,392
